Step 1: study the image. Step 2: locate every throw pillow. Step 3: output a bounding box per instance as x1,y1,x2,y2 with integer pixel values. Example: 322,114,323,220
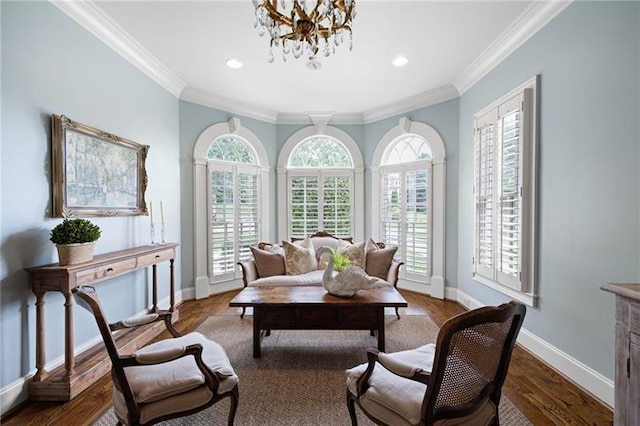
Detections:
283,238,317,275
366,237,381,253
340,240,367,269
366,246,398,280
250,245,285,278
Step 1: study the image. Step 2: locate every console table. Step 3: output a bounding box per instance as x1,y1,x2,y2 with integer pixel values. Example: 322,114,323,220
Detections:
25,243,179,401
601,283,640,425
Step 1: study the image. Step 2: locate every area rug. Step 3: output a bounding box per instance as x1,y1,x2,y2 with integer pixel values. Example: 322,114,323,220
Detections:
94,315,531,425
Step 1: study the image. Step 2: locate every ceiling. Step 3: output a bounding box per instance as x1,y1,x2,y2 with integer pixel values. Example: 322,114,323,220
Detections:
59,1,568,123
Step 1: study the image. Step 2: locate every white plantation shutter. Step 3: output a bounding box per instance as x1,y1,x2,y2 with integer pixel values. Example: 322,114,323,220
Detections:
322,175,351,236
209,163,260,281
237,166,259,262
404,167,430,280
475,110,496,280
497,104,521,288
382,171,402,251
381,163,431,281
290,175,319,237
473,79,537,302
210,165,235,279
289,172,353,238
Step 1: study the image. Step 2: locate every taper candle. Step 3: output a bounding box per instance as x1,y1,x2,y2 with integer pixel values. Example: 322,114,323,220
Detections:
149,201,154,223
160,201,165,225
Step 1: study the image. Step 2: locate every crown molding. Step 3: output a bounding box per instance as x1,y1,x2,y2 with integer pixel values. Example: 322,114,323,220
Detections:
276,112,364,125
180,86,279,123
453,0,574,95
50,0,186,98
52,0,573,123
362,85,460,124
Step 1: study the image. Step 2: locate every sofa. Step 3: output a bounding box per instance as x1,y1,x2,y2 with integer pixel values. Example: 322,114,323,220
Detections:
238,231,403,290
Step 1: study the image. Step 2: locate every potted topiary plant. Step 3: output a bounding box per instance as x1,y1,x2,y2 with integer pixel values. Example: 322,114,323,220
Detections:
50,218,101,265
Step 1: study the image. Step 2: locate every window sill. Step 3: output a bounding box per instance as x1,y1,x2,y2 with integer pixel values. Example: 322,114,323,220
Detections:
472,274,536,307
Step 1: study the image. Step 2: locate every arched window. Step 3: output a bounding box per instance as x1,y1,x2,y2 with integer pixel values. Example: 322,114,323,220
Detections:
380,136,432,283
288,136,353,237
372,117,446,298
278,126,364,241
207,136,260,281
192,118,270,298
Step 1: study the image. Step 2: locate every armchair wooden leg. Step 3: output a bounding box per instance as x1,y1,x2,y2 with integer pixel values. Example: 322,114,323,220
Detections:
395,307,400,319
240,307,246,319
227,386,239,426
347,390,358,426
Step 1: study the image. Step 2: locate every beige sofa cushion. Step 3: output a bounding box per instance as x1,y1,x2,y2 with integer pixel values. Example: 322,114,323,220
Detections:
250,245,285,277
366,246,398,280
249,269,325,287
340,240,367,268
283,238,317,275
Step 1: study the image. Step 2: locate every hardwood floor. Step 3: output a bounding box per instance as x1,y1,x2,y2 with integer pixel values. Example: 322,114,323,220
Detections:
2,289,613,425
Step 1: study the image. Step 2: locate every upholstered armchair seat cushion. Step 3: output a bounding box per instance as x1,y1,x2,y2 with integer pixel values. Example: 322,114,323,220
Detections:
113,383,214,425
124,332,238,403
346,362,426,425
346,359,496,426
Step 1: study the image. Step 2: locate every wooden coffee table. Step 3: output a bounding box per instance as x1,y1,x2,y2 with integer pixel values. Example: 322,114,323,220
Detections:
229,286,408,358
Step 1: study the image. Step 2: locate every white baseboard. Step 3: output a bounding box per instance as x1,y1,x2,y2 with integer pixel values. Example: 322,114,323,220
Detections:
208,279,243,295
451,287,614,408
397,279,430,294
0,376,30,418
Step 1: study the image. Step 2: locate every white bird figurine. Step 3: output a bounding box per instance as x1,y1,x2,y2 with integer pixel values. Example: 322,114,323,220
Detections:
315,246,384,297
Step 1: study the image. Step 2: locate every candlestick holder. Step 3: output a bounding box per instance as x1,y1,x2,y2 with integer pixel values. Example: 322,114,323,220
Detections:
150,223,156,245
161,224,166,244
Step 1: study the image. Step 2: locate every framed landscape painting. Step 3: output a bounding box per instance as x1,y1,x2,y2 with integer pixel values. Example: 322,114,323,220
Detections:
51,114,149,217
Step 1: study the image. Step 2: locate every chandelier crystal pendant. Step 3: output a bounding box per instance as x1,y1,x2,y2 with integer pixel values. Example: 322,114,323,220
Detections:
252,0,356,63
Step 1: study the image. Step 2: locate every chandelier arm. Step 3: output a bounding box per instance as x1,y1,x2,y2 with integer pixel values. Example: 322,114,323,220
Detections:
345,1,355,20
293,1,309,21
262,0,294,27
307,1,322,22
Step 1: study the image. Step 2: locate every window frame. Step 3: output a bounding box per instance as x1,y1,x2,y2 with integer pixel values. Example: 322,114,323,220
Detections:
192,118,270,298
277,126,364,242
380,160,433,283
207,161,261,282
472,75,538,307
371,117,446,299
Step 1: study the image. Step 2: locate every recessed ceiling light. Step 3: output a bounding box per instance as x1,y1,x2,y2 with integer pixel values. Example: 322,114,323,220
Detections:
392,56,408,67
306,60,322,71
226,59,243,69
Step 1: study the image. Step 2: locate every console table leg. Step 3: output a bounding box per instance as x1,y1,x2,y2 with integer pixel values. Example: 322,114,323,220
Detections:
169,258,175,311
152,264,158,312
34,290,47,381
64,291,75,377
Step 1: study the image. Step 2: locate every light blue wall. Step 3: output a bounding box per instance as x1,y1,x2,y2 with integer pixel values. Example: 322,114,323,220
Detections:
364,100,460,288
2,0,638,412
1,0,180,391
457,1,640,378
177,100,278,283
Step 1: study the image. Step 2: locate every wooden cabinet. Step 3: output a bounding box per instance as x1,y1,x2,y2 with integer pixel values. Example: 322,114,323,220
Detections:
25,243,179,401
601,283,640,425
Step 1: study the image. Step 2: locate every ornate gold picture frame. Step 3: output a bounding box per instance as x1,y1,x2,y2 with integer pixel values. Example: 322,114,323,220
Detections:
52,114,149,217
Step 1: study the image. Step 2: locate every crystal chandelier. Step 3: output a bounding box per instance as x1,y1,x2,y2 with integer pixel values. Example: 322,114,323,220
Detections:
252,0,356,63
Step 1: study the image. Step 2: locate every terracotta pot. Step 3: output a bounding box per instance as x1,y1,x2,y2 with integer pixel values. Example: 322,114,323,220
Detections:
56,242,96,266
